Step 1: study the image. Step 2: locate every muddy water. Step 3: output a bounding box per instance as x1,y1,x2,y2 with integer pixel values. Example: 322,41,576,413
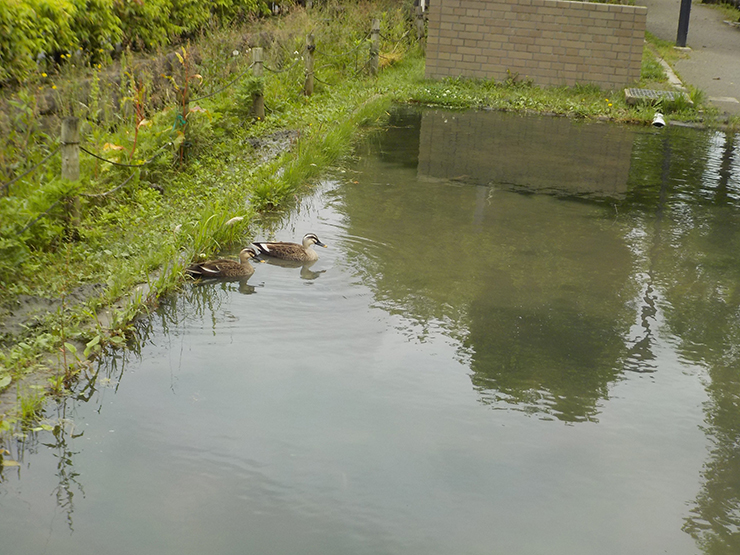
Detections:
2,108,740,555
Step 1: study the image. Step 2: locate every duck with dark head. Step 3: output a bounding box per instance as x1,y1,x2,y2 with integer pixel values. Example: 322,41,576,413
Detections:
250,233,327,263
185,246,260,279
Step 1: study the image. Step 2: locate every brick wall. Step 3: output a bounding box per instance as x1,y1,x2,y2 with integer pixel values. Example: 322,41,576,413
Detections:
417,109,632,195
425,0,647,90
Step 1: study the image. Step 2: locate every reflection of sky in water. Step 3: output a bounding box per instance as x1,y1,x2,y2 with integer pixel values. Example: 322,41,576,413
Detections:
3,108,740,555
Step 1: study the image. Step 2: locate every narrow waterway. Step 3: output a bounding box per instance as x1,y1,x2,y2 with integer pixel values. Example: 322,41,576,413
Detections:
2,108,740,555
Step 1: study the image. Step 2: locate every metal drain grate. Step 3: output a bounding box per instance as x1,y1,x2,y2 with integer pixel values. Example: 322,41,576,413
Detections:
624,88,693,106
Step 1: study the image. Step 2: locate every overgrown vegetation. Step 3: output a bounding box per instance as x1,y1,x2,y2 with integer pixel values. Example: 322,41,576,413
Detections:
0,0,724,432
704,0,740,22
0,0,269,85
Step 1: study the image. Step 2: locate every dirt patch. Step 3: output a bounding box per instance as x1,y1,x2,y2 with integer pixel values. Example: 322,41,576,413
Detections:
0,283,106,417
0,284,106,343
246,129,300,164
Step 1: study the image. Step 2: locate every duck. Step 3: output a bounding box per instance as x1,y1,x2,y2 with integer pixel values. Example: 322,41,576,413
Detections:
185,247,259,279
250,233,327,262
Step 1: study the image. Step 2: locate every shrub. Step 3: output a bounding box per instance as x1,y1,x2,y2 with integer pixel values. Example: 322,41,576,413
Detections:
113,0,179,50
0,0,268,84
112,0,269,51
31,0,79,55
0,0,124,84
70,0,123,62
0,0,48,83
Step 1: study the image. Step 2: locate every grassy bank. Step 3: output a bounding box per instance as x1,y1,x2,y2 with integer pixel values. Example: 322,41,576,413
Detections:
0,0,722,432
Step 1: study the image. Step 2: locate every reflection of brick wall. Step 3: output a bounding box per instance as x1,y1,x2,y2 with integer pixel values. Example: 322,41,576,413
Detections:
418,109,632,195
425,0,647,90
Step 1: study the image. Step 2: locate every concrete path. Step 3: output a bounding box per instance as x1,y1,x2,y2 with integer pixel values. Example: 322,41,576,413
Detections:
636,0,740,115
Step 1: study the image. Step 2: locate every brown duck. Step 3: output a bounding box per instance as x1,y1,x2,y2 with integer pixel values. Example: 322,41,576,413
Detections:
250,233,327,263
185,247,259,279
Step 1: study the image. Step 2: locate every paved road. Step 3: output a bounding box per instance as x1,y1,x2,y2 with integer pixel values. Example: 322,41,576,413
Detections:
637,0,740,115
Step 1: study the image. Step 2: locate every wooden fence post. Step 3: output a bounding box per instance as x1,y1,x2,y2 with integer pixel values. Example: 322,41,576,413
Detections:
61,117,80,182
61,117,81,233
252,47,265,120
370,19,380,76
415,5,426,47
304,33,315,96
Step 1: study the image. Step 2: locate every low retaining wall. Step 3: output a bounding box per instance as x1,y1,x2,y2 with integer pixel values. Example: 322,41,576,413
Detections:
425,0,647,90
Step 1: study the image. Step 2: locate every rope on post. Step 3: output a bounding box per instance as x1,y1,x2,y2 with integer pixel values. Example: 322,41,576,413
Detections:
264,51,304,74
79,141,172,168
19,195,69,234
0,146,61,196
190,61,256,103
81,172,137,198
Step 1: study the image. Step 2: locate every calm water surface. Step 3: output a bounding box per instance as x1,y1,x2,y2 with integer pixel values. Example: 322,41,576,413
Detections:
2,108,740,555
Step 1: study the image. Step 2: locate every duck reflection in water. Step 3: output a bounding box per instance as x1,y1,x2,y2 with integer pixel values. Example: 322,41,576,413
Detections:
188,275,260,294
258,256,326,280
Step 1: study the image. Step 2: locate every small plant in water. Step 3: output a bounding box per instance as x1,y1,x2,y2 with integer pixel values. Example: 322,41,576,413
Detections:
17,385,45,424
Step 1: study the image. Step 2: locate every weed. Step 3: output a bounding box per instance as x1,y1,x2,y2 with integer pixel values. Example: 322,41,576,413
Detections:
640,48,667,84
706,1,740,23
17,385,45,423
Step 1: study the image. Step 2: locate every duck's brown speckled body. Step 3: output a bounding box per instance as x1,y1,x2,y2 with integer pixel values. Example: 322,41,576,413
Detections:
185,247,259,279
251,233,327,263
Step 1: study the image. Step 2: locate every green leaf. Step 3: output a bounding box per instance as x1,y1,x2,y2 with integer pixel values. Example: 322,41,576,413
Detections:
64,342,77,355
84,335,101,358
172,132,185,147
0,376,11,389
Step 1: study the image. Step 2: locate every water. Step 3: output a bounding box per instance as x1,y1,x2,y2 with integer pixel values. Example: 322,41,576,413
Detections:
2,108,740,554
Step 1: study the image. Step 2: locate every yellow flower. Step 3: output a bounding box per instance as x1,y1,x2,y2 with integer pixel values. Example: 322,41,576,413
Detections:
605,98,610,102
608,103,612,107
41,72,47,77
52,85,57,90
